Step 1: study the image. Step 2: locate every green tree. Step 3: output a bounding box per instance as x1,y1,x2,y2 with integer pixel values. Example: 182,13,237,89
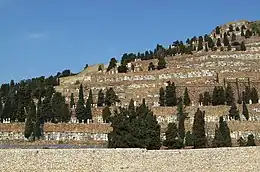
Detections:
70,93,75,108
240,41,246,51
148,62,155,71
159,87,165,106
185,131,194,146
203,91,211,106
34,98,42,140
183,87,191,106
24,100,36,139
75,84,85,122
85,98,92,122
225,83,235,106
213,116,232,147
105,88,120,106
216,38,222,47
251,87,259,104
88,89,93,106
215,26,221,34
229,102,240,120
107,57,117,72
102,106,111,123
52,92,70,123
198,93,204,105
97,89,105,107
163,123,183,149
177,98,187,140
197,36,203,51
165,82,177,106
98,65,103,71
245,30,252,38
192,108,206,148
242,101,249,120
247,134,256,146
231,33,236,42
108,99,161,149
241,30,245,36
157,57,166,70
223,32,230,46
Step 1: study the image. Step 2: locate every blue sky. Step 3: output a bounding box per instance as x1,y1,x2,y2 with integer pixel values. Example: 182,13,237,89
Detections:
0,0,259,83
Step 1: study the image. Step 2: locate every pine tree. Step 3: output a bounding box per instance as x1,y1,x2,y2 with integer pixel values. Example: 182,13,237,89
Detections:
70,93,75,108
163,123,183,149
24,100,36,139
242,101,249,120
102,106,111,123
228,102,240,120
183,87,191,106
75,84,85,122
247,134,256,146
251,87,259,104
225,83,235,106
97,89,105,107
159,87,165,106
192,108,206,148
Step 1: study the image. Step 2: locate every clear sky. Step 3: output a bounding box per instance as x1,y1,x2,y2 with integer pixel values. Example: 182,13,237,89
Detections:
0,0,259,84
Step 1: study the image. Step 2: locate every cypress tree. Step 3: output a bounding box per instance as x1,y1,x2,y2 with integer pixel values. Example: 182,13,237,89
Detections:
24,100,36,139
216,38,222,47
105,88,120,106
242,101,249,120
0,96,2,121
97,89,105,107
102,106,111,123
247,134,256,146
215,26,221,34
183,87,191,106
34,98,42,140
159,87,165,106
213,116,232,147
212,86,218,106
98,65,103,71
177,98,187,140
85,98,92,122
241,30,245,36
225,83,235,106
70,93,75,108
163,123,183,149
148,62,155,71
228,102,240,120
75,84,85,122
203,91,211,106
185,131,194,146
192,108,206,148
223,32,230,46
88,89,93,106
251,87,259,104
197,36,203,51
231,33,236,42
240,41,246,51
198,93,204,105
157,57,166,70
165,82,177,106
218,86,226,105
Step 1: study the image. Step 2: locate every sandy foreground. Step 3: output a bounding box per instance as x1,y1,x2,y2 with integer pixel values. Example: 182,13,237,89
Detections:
0,147,259,172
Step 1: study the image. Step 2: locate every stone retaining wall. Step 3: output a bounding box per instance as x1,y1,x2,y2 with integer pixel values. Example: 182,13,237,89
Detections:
0,147,260,172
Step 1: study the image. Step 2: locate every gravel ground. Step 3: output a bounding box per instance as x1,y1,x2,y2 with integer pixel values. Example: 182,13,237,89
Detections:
0,147,259,172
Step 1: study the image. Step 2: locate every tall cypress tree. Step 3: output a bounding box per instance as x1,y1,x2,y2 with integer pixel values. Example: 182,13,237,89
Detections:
251,87,259,104
159,87,165,106
97,89,105,107
165,82,177,106
203,91,211,106
163,123,183,149
192,108,206,148
177,98,187,140
102,106,111,123
75,84,85,122
223,32,230,46
242,101,249,120
85,98,92,122
88,89,93,106
105,88,120,106
218,86,226,105
70,93,75,108
228,102,240,120
183,87,191,106
212,86,218,106
199,93,204,105
24,100,36,139
213,116,232,147
225,83,235,106
0,96,2,121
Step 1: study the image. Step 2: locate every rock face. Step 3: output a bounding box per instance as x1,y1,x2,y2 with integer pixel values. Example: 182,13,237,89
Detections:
1,147,260,172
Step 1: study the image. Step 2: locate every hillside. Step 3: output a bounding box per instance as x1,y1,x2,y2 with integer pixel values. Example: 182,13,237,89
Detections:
55,20,260,107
